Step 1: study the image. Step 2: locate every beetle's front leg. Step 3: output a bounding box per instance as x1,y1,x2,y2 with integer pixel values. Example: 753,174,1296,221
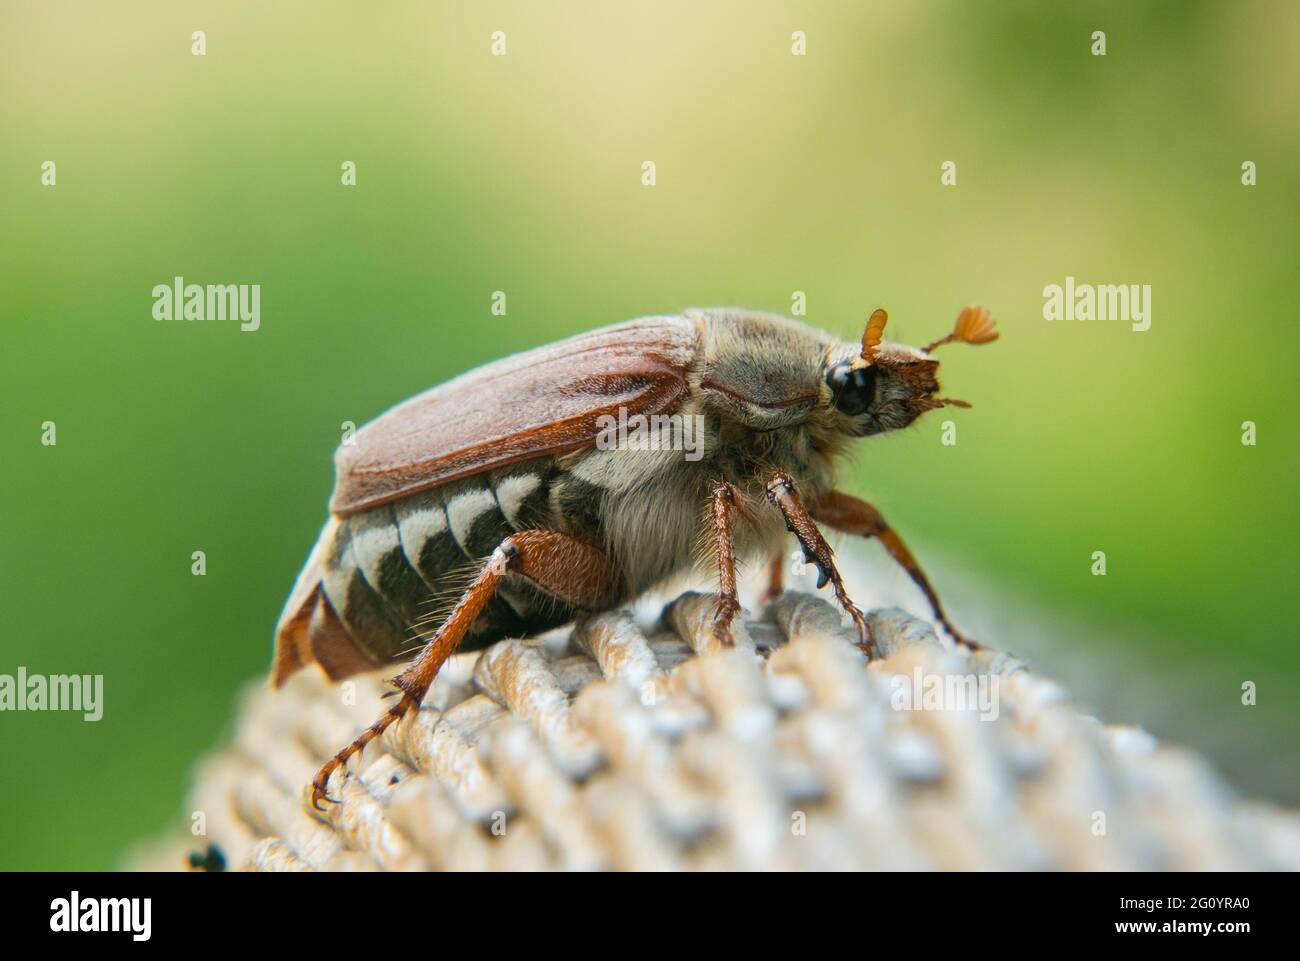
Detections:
810,489,979,650
765,472,872,655
310,530,618,810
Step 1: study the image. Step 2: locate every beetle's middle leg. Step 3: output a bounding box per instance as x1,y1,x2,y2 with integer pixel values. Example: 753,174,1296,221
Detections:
708,482,746,645
310,530,618,810
765,471,872,655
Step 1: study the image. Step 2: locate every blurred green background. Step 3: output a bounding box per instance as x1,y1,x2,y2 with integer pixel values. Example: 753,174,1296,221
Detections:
2,1,1297,870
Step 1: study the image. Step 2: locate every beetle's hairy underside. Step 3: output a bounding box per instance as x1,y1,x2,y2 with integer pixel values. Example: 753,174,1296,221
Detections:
271,305,998,808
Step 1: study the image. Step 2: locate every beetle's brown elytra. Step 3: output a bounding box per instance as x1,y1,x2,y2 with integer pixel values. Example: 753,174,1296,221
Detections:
272,306,998,808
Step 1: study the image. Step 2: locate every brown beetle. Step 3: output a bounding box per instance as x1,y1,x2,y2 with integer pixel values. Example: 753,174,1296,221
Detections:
272,305,998,808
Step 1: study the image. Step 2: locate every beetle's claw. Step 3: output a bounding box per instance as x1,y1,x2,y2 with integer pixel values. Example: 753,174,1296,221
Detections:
710,612,737,645
849,610,873,660
711,597,741,647
310,762,345,810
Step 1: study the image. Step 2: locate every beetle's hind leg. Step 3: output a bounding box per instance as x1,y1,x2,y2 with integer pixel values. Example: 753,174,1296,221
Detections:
310,530,619,810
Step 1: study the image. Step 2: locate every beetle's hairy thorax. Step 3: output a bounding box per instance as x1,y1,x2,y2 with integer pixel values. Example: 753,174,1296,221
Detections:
560,403,842,596
551,308,850,597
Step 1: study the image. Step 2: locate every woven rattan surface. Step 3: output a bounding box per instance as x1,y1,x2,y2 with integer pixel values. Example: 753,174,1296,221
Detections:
136,591,1299,871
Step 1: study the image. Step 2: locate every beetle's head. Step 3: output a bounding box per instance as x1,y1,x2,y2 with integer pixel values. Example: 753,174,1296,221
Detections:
824,306,998,437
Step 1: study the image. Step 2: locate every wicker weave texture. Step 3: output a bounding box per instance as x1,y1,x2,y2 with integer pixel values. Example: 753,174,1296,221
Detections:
137,592,1300,871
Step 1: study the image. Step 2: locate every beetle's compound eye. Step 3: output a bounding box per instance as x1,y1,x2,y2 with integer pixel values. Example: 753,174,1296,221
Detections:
826,362,877,416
